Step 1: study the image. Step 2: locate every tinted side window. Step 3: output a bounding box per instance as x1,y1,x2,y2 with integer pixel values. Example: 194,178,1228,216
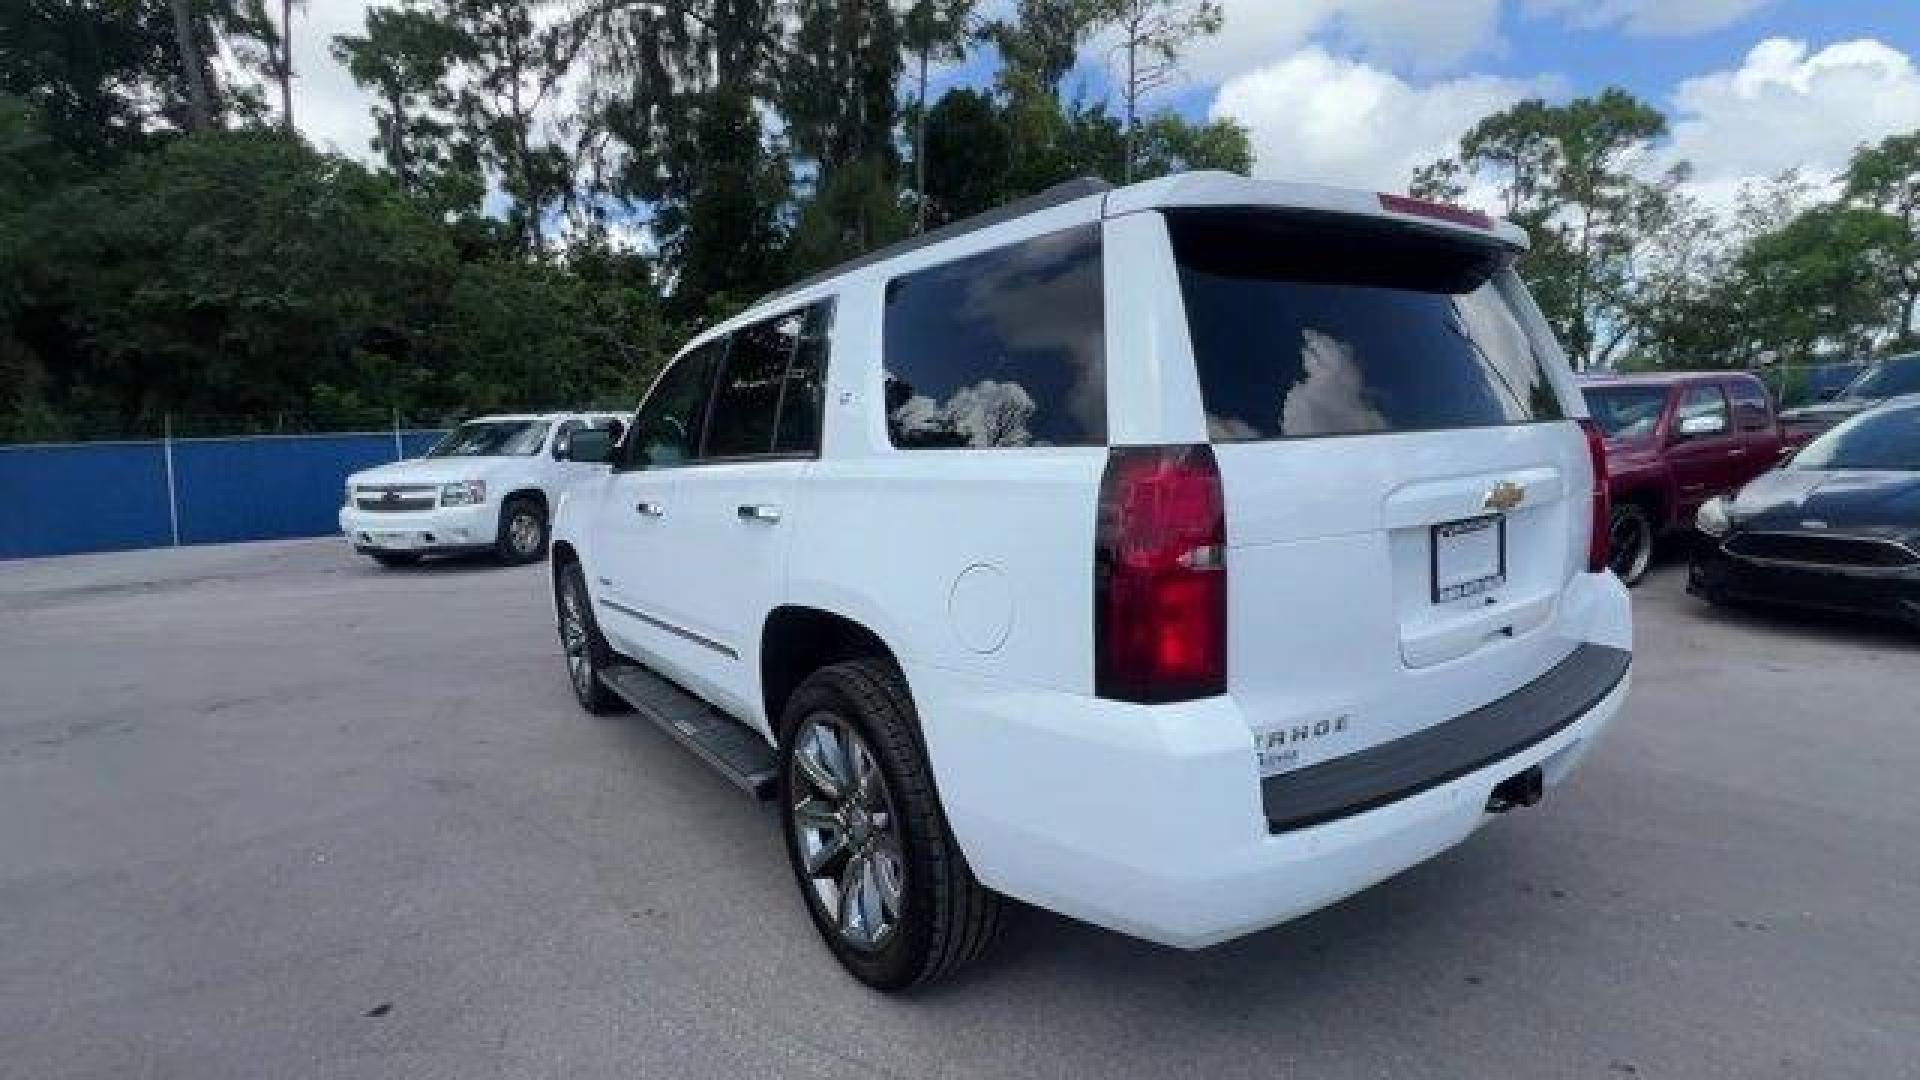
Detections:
629,343,721,469
705,313,801,458
883,224,1105,448
1676,384,1729,436
774,302,833,455
1729,381,1773,431
1168,209,1562,440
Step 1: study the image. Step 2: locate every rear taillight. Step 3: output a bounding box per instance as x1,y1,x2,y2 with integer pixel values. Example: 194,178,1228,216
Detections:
1095,444,1227,704
1580,419,1611,574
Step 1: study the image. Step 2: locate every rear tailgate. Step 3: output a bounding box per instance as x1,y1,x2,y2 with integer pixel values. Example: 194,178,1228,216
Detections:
1163,207,1597,783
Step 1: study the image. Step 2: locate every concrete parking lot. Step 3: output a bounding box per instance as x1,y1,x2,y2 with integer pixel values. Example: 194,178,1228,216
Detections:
2,539,1916,1079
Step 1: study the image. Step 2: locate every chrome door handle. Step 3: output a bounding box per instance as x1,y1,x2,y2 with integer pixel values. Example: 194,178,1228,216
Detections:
737,503,782,523
636,501,665,517
1728,448,1747,457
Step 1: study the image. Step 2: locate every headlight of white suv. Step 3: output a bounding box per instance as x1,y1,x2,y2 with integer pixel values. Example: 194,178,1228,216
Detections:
440,480,487,507
1696,495,1731,538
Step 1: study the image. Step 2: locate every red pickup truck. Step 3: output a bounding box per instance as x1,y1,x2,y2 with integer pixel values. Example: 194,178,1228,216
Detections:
1579,371,1783,586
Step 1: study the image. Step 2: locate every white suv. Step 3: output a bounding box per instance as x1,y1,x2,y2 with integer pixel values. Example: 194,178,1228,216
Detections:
342,412,624,567
549,173,1633,989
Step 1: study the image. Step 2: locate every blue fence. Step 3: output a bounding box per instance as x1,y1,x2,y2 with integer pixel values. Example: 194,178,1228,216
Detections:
0,430,444,560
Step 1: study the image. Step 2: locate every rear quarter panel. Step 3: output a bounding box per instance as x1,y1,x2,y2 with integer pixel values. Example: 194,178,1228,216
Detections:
784,271,1107,690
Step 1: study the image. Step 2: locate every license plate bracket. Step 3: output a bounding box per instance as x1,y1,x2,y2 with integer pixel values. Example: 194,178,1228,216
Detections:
1431,514,1506,604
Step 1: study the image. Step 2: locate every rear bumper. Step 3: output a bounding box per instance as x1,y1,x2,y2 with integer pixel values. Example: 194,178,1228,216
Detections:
1689,544,1920,626
1261,643,1630,831
339,504,498,554
911,572,1633,949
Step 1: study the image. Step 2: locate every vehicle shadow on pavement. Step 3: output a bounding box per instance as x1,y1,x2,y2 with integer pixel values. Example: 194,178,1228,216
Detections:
354,552,532,576
1689,601,1919,652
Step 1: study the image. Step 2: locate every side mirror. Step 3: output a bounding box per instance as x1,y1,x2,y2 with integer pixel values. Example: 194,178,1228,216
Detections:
1818,386,1841,401
565,428,616,463
1677,413,1728,438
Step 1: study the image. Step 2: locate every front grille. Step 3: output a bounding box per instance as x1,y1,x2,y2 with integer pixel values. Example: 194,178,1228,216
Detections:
1725,531,1918,568
355,486,437,513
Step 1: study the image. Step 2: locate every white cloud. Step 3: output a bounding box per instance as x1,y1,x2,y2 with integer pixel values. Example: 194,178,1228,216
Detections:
1209,46,1552,192
289,1,380,162
1179,0,1503,83
1526,0,1770,37
1665,38,1920,188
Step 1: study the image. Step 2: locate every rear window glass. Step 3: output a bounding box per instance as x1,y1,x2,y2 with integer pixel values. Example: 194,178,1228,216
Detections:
1583,386,1668,441
883,224,1105,448
1167,210,1563,441
1729,380,1773,431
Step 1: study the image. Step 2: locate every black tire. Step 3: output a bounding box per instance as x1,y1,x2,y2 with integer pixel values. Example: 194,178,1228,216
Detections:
1608,503,1656,587
367,550,422,568
556,561,629,715
497,497,548,564
777,659,1003,990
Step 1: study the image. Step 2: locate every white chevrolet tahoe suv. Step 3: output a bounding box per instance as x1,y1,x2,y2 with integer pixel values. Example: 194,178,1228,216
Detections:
341,412,624,567
549,173,1633,990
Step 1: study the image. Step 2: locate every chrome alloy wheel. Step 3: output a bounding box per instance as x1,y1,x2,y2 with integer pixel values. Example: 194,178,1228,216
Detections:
559,583,593,698
788,713,906,951
508,510,543,557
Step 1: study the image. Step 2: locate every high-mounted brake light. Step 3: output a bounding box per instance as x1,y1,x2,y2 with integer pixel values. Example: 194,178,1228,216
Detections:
1378,192,1494,231
1580,419,1611,574
1095,445,1227,704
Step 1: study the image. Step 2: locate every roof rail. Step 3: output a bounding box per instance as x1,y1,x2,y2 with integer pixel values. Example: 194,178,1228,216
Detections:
755,176,1112,309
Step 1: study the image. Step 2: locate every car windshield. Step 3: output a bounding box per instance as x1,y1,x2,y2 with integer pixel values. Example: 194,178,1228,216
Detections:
426,420,550,458
1844,357,1920,399
1792,403,1920,471
1582,386,1669,441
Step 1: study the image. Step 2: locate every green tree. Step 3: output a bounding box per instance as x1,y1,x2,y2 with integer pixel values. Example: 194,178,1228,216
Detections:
921,87,1013,223
431,256,667,412
1090,0,1221,181
788,157,912,278
595,0,791,320
444,0,595,254
1731,205,1905,362
333,4,479,212
1419,89,1669,369
989,0,1099,91
784,0,916,269
2,0,276,164
783,0,902,175
6,133,461,431
1844,131,1920,344
901,0,976,231
1132,110,1249,176
269,0,301,131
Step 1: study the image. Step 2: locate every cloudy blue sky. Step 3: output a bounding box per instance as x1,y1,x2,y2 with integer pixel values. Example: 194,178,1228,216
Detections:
293,0,1920,211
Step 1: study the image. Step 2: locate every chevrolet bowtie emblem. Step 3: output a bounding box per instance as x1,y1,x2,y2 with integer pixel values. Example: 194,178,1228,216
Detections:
1483,481,1526,513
